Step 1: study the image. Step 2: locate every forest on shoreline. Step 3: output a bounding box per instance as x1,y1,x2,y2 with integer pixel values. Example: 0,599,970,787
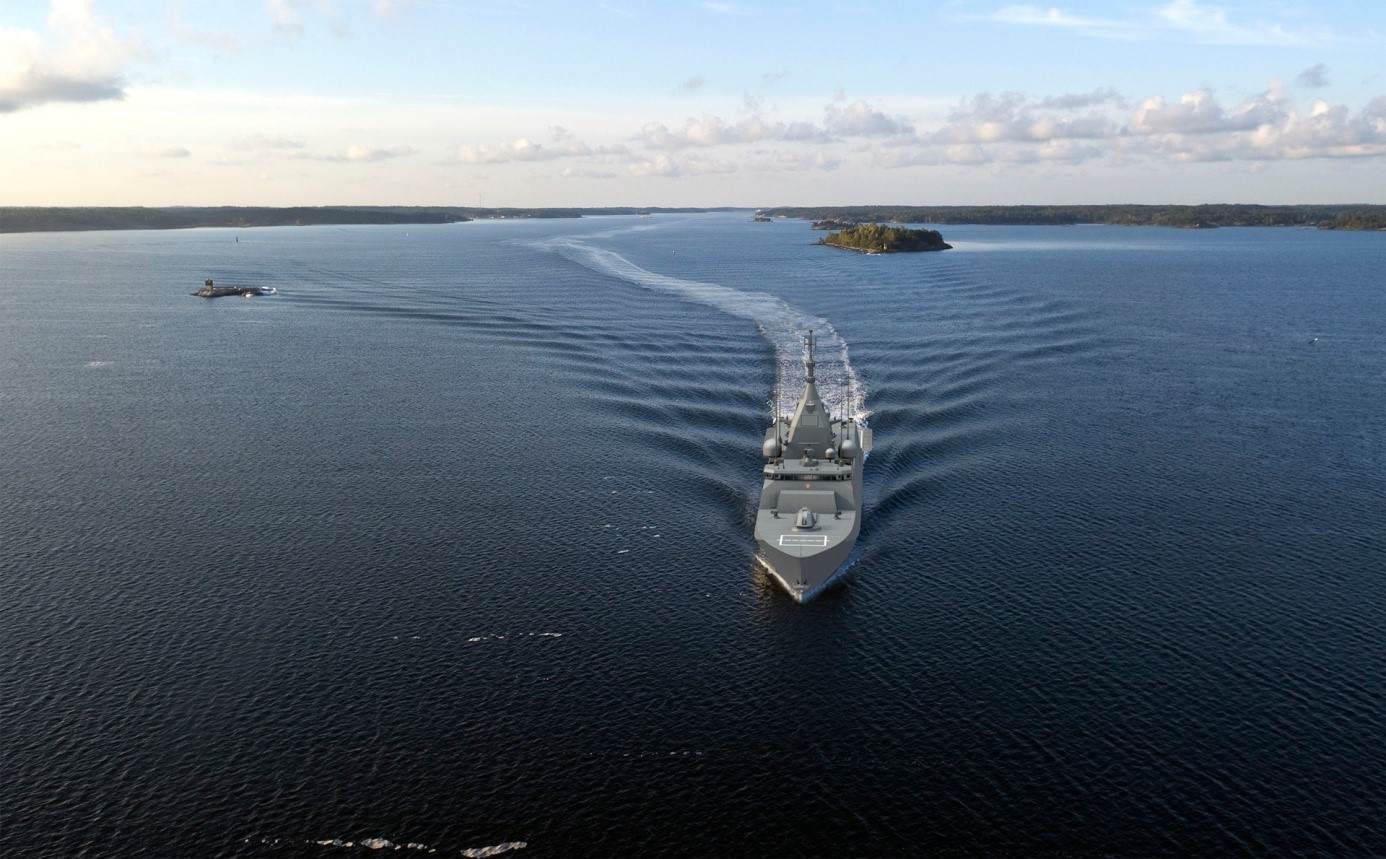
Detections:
0,206,731,234
3,204,1382,234
764,204,1386,230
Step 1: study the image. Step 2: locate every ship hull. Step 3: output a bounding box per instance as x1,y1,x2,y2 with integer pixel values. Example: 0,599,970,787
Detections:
753,467,864,603
754,517,858,602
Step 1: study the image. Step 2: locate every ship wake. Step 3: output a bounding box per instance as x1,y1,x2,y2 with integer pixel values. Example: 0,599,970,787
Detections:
538,237,868,421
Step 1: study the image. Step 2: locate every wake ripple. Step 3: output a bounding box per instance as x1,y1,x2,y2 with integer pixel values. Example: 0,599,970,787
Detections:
538,237,869,420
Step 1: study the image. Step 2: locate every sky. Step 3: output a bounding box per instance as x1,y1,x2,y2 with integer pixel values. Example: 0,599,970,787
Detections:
1,0,1383,206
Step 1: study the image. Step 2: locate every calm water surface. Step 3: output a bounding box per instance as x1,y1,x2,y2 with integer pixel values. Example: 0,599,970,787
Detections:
1,215,1382,857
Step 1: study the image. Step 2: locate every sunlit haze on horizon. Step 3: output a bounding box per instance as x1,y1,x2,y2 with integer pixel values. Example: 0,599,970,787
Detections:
1,0,1383,206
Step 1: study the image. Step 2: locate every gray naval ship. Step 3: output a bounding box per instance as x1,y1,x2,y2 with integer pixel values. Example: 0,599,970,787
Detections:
755,333,872,602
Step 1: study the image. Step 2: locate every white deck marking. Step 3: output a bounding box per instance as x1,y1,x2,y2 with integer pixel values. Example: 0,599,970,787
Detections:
779,534,829,547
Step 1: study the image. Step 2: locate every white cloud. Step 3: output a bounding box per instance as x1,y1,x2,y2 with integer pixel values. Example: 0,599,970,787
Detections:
628,154,737,177
679,75,706,94
636,99,907,150
460,137,579,163
627,154,676,176
1128,87,1286,135
343,144,414,161
458,129,629,164
1153,0,1308,46
285,144,416,162
986,5,1137,39
0,0,140,112
874,83,1385,169
1133,95,1386,162
942,144,989,165
386,78,1384,184
824,100,914,136
638,115,746,148
984,0,1343,46
927,91,1116,144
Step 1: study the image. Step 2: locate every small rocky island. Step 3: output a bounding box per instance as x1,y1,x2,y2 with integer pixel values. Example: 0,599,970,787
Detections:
193,279,272,298
818,223,952,253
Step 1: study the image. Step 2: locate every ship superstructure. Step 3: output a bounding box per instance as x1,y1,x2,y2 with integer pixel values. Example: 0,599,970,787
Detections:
754,333,871,601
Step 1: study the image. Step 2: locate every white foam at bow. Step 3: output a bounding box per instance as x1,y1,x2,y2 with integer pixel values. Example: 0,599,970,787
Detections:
305,836,436,852
540,238,868,421
461,841,528,858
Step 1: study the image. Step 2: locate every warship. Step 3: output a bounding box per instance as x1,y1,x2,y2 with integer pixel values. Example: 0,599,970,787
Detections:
755,333,872,602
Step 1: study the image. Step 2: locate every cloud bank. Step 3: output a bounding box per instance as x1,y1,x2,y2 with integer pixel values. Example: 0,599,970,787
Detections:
870,84,1386,167
436,78,1384,183
634,98,910,151
458,127,630,164
0,0,139,112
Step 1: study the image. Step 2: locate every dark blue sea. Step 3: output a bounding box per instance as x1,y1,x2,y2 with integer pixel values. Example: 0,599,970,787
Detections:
2,214,1382,857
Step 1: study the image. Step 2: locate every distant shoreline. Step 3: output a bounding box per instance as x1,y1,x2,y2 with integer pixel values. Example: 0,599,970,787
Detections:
763,204,1386,231
0,206,735,234
2,204,1383,234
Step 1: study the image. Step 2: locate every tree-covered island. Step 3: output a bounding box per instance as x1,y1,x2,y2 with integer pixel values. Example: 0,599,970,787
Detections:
818,223,952,253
